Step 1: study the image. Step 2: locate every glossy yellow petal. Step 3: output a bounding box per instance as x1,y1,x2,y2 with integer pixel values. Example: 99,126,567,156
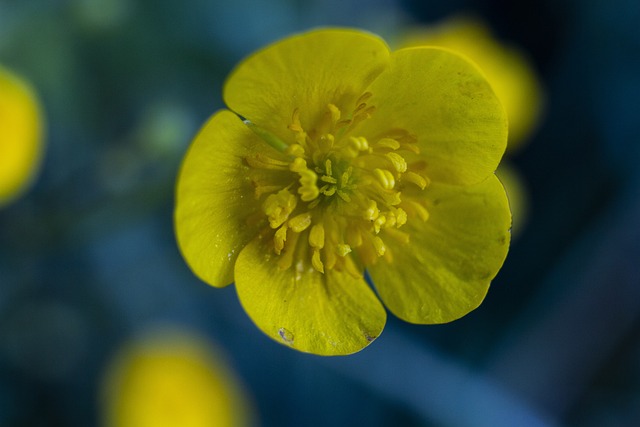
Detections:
175,110,276,287
0,65,45,207
359,47,507,186
496,162,529,237
234,237,386,355
101,327,252,427
224,28,390,142
368,174,511,324
401,17,544,151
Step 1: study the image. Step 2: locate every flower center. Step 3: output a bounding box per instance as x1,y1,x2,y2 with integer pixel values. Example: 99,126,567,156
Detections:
244,92,431,276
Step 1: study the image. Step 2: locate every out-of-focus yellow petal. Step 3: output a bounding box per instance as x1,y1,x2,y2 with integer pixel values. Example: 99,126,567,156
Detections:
101,327,252,427
234,237,386,355
401,17,544,151
496,161,529,237
175,110,277,287
368,175,511,324
224,28,390,142
0,65,45,207
359,47,507,186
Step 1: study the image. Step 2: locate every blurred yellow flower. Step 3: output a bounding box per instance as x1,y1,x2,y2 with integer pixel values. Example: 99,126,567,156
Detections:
401,16,544,151
0,65,45,207
175,28,511,355
101,328,252,427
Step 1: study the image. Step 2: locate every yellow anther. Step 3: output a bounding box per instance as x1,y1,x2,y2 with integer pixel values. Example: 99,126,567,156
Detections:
376,138,400,150
263,189,297,228
319,133,335,151
309,223,325,249
405,200,430,221
337,243,352,256
380,190,402,206
311,248,324,273
346,226,363,248
374,216,386,234
372,236,386,256
384,227,410,244
288,212,312,232
285,143,305,157
289,157,307,173
253,183,282,198
384,212,396,228
277,231,299,270
356,91,373,105
327,104,341,123
373,168,395,190
363,199,379,221
349,136,369,152
288,108,303,131
245,154,290,170
403,171,429,190
394,208,407,227
274,225,288,254
385,152,407,173
298,169,319,202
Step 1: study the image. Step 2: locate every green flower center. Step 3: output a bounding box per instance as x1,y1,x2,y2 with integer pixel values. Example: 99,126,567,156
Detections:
244,92,431,275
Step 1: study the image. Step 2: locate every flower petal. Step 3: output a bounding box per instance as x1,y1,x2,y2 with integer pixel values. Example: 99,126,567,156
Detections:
223,28,390,141
368,174,511,324
359,47,508,186
175,110,271,287
234,237,386,355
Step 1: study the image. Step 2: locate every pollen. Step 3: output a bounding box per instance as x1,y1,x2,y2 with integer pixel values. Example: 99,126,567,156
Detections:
245,93,430,273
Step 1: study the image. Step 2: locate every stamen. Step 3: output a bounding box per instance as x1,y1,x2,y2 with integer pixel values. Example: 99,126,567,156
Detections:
298,169,319,201
309,224,325,249
372,236,386,256
285,143,305,157
288,212,312,232
252,182,282,198
327,104,341,123
402,171,429,189
337,243,352,256
277,231,300,270
403,200,430,221
373,168,395,190
259,102,431,273
383,227,410,244
263,189,297,228
356,92,373,105
385,152,407,173
376,138,400,150
274,225,288,254
245,154,290,170
349,136,369,152
311,248,324,273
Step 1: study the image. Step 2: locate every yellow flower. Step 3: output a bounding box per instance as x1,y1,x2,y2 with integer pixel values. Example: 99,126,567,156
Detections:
401,16,544,151
100,328,252,427
175,28,511,355
0,65,45,207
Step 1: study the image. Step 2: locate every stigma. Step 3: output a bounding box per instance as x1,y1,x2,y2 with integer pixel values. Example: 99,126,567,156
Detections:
244,93,431,275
